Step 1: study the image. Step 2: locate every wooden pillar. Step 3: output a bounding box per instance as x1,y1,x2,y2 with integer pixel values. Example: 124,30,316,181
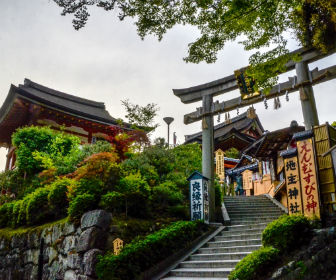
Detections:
202,95,215,222
5,147,11,171
295,61,319,129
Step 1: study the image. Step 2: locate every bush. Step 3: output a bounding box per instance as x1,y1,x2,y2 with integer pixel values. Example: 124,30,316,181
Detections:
68,193,97,222
12,126,80,175
67,178,103,201
228,246,280,280
0,202,14,227
151,183,184,212
72,152,120,184
96,220,207,280
99,192,125,214
167,205,189,220
48,178,73,216
262,214,312,252
26,188,51,225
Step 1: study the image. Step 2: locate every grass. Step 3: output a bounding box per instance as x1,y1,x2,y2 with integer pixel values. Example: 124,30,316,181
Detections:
0,217,69,240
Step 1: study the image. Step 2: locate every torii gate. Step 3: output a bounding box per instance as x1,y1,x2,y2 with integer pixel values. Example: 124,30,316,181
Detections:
173,47,336,222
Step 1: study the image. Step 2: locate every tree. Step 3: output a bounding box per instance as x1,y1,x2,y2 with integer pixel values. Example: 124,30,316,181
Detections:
53,0,336,91
121,99,159,131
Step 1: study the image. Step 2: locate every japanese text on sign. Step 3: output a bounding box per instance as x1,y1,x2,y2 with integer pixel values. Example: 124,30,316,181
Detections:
284,156,303,215
297,138,320,219
190,179,203,221
113,238,124,256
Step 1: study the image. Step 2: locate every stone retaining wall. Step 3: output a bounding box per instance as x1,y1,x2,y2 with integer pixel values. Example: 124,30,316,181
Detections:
0,210,112,280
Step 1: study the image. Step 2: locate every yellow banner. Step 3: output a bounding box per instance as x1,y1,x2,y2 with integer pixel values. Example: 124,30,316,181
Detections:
284,156,303,215
297,138,321,219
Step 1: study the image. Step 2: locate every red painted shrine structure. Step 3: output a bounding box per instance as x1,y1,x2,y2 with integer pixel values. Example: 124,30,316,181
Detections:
0,79,131,170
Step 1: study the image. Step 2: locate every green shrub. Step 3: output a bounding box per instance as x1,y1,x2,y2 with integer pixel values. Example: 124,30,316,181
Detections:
26,188,51,225
151,184,184,213
96,220,207,280
99,192,125,214
48,178,72,216
262,214,312,252
11,200,23,227
214,179,223,207
68,193,97,222
12,126,80,175
228,246,280,280
0,202,14,227
126,192,149,218
167,205,189,219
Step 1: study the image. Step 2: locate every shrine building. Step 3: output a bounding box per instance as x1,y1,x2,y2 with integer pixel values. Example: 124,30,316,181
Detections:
184,111,264,152
0,79,131,170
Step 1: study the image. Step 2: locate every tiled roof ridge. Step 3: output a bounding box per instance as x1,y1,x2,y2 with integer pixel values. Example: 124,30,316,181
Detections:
22,78,106,109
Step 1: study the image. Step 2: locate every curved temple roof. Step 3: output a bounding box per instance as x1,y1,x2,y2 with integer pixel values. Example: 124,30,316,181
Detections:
0,79,131,147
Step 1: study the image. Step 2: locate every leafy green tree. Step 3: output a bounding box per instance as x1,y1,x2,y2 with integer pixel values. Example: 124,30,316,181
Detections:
121,99,159,131
53,0,336,90
225,147,240,159
12,126,80,175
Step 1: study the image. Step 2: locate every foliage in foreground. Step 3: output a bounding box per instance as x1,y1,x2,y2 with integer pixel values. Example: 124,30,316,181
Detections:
228,246,280,280
96,220,207,280
262,214,312,252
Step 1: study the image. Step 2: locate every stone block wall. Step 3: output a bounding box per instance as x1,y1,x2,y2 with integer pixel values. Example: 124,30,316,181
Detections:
0,210,112,280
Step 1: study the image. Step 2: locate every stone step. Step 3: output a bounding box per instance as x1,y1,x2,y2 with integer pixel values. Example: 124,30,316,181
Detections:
228,213,282,219
230,215,280,221
214,233,261,241
190,252,251,261
162,277,228,280
228,209,283,214
230,220,275,225
221,228,265,236
224,203,275,207
169,268,232,278
199,244,261,254
223,223,267,232
225,206,283,211
207,238,261,248
180,260,239,269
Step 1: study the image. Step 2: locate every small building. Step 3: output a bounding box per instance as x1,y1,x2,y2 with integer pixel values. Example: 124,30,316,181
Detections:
0,79,131,170
238,121,305,202
185,112,264,151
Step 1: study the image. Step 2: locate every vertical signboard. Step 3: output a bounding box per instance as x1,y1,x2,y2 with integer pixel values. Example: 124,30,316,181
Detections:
188,171,210,224
284,156,303,215
190,178,204,221
203,180,210,224
297,138,321,219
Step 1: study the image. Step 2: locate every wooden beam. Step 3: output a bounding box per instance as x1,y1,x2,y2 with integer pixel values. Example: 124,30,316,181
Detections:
173,47,336,104
184,64,336,124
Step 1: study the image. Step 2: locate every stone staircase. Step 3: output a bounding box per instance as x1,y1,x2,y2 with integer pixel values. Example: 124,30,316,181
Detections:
161,195,286,280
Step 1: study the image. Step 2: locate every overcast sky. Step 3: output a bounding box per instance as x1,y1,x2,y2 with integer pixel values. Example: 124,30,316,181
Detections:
0,0,335,171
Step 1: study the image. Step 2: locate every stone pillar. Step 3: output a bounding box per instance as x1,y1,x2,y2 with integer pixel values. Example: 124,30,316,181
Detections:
295,61,319,129
202,95,215,222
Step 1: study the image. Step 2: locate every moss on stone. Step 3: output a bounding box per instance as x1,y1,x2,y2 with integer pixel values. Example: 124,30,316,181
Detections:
0,217,68,241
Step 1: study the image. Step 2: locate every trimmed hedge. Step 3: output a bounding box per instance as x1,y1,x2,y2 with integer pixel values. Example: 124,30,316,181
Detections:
68,193,98,222
0,178,70,228
262,214,312,252
228,246,280,280
96,220,207,280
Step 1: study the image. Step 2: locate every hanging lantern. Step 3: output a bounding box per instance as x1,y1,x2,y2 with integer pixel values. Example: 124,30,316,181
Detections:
217,113,221,123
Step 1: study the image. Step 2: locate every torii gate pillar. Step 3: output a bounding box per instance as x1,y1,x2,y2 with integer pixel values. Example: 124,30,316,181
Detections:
202,95,215,222
296,61,319,129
